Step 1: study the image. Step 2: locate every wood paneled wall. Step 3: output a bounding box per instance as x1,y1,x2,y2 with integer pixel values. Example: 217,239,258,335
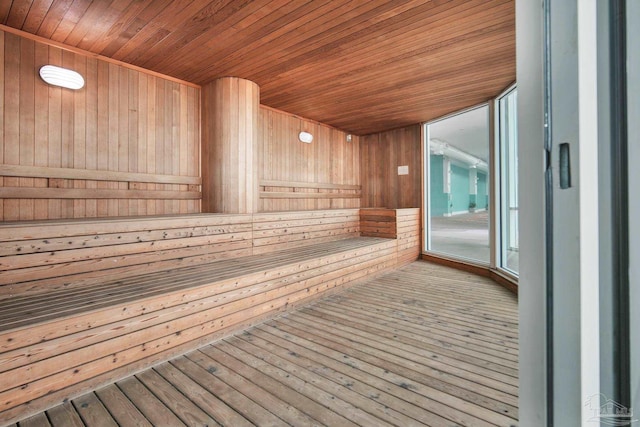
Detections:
258,106,360,212
360,125,422,209
0,30,201,221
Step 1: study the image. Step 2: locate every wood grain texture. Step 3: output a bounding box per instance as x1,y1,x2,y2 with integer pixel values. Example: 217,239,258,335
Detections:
395,208,422,266
360,124,422,209
2,164,201,185
360,208,421,266
422,252,519,294
252,209,361,254
0,187,200,200
1,1,515,135
259,106,360,212
0,209,404,424
0,214,253,291
202,77,259,214
18,260,518,427
0,30,201,220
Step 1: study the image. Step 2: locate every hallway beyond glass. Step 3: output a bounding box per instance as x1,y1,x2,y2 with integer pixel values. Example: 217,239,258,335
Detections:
424,88,518,275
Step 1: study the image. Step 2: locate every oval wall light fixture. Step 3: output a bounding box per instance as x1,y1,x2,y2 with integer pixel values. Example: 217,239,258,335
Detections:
39,65,85,90
298,131,313,144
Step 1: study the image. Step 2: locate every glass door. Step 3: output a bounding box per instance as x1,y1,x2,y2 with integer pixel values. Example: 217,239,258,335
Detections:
425,105,490,264
497,88,518,274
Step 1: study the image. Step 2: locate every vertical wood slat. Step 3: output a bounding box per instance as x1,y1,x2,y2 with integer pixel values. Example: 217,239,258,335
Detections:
0,29,200,221
360,124,422,210
61,48,74,218
4,32,20,221
258,106,360,213
73,49,86,219
19,35,35,221
47,45,62,219
85,57,98,218
33,41,48,220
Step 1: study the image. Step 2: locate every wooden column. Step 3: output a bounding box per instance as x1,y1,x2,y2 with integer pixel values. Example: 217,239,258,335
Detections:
202,77,260,213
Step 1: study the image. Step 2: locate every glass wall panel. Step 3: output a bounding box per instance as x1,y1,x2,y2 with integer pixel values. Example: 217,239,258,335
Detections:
498,89,519,273
427,106,490,263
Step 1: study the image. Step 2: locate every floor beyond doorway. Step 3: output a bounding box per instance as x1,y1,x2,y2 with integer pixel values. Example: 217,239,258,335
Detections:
431,211,519,272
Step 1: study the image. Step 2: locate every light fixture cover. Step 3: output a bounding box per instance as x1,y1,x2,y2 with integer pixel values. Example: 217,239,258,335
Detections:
39,65,85,90
298,131,313,143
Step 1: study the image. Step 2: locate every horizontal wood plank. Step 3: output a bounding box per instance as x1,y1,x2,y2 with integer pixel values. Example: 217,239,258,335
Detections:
0,187,201,200
1,164,201,185
260,191,360,199
18,260,518,427
0,209,417,424
0,214,252,241
260,180,361,190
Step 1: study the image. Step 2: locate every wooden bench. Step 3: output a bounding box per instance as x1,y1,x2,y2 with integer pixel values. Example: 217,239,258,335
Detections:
0,208,419,424
361,207,421,265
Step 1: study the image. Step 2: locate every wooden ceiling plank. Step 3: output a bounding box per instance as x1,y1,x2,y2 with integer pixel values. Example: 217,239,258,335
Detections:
261,27,515,105
125,0,238,67
21,0,54,33
146,0,308,80
284,71,514,133
200,0,452,85
287,58,515,118
326,78,514,133
246,0,491,85
182,0,349,83
149,0,325,76
0,1,13,24
97,0,177,57
188,0,404,84
62,0,125,47
6,0,34,28
255,17,515,129
72,0,143,51
289,7,513,80
276,67,511,131
250,1,450,77
263,46,512,120
2,0,516,136
335,73,513,119
109,0,205,61
85,0,180,53
48,0,92,42
260,36,514,112
255,0,512,89
133,0,260,70
32,0,73,38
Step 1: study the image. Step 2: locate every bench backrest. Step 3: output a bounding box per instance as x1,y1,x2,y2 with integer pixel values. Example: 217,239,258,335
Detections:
252,209,360,254
0,214,254,298
360,208,421,265
0,209,363,298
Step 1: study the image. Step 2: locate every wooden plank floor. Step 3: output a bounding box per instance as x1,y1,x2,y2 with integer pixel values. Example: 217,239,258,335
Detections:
13,261,518,427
